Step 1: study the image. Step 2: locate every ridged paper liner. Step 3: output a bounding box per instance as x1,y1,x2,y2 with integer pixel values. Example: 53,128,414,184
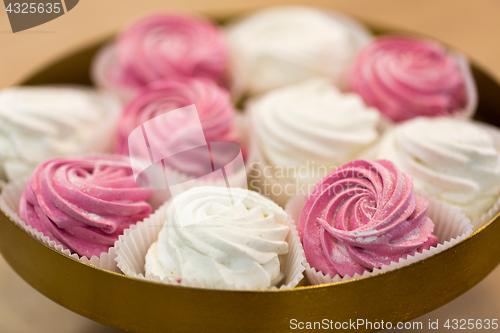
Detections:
246,134,298,208
227,7,373,101
327,10,372,92
115,198,306,290
0,178,122,273
91,43,138,101
471,195,500,231
234,112,251,156
244,102,301,207
469,121,500,230
285,194,473,285
71,86,123,158
453,51,478,120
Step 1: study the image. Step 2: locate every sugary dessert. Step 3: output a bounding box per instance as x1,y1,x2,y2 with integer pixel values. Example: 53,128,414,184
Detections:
227,6,371,97
0,86,120,181
19,155,153,258
298,159,438,278
92,13,229,98
251,79,380,185
1,7,490,294
368,117,500,219
145,186,290,289
350,35,476,122
115,77,239,177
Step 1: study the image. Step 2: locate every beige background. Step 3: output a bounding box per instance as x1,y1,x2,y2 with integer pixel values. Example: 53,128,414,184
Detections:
1,0,500,332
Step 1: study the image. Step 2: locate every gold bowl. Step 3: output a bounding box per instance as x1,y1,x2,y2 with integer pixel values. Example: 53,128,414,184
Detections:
1,23,500,333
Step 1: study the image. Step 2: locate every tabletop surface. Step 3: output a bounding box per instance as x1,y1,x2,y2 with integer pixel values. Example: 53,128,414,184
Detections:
1,0,500,332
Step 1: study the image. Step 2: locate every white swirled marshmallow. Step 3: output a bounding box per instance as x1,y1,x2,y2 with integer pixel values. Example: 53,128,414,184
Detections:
145,186,290,289
226,6,372,96
0,86,121,181
371,117,500,219
250,79,380,184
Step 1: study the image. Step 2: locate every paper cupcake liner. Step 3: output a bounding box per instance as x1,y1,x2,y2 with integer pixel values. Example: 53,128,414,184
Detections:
246,139,296,207
91,43,138,102
414,180,500,233
115,198,306,290
410,188,495,233
326,10,372,49
430,120,500,231
285,194,473,285
467,122,500,230
82,88,123,156
234,112,250,155
226,7,373,100
471,193,500,231
245,102,308,207
453,51,478,120
326,10,372,92
0,178,124,273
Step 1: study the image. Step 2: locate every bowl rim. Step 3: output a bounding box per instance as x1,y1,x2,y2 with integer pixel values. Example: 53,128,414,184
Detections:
5,17,500,294
1,143,499,293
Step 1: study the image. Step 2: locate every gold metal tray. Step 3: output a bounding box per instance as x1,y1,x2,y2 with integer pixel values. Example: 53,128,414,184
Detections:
2,24,500,333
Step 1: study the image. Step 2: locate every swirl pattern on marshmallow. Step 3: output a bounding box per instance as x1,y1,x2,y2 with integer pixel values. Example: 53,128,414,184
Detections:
0,86,120,181
93,14,229,95
251,79,380,183
227,6,371,96
115,77,239,177
371,117,500,219
145,186,290,289
350,36,472,122
298,159,438,278
19,155,153,258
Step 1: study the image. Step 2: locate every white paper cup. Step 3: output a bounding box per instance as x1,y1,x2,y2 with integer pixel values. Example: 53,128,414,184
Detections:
285,194,473,285
466,121,500,230
244,142,285,208
453,51,478,120
226,7,373,100
472,196,500,231
246,131,321,208
115,197,306,290
91,43,139,102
